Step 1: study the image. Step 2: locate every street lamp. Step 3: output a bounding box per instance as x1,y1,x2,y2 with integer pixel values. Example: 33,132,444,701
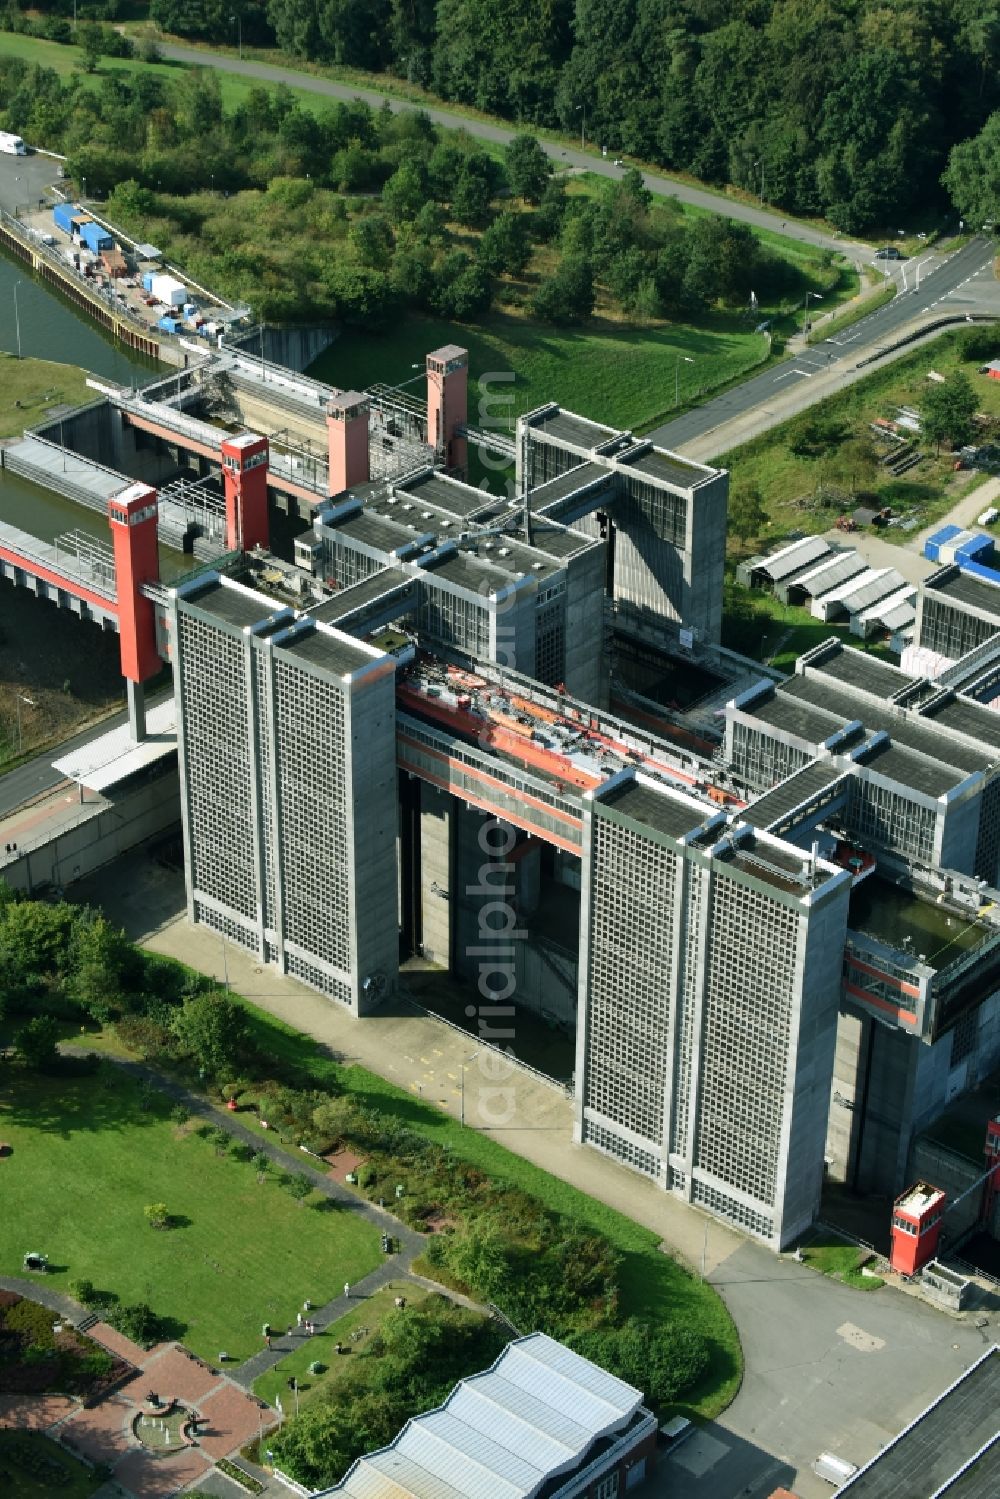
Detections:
577,103,585,151
230,13,242,61
460,1052,478,1127
753,158,764,204
15,695,35,755
675,355,694,408
803,290,821,334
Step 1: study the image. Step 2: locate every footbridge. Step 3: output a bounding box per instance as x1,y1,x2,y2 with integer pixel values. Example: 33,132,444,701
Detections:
0,519,118,627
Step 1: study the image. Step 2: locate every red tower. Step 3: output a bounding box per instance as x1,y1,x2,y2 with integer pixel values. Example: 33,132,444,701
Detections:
984,1116,1000,1220
108,483,161,684
326,392,370,497
426,345,468,475
221,432,269,553
889,1182,946,1276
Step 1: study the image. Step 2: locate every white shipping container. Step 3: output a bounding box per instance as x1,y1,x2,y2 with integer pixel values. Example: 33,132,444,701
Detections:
977,507,999,526
150,273,186,307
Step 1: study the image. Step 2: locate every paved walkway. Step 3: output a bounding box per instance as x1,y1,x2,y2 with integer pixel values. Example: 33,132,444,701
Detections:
62,1049,497,1391
72,854,996,1499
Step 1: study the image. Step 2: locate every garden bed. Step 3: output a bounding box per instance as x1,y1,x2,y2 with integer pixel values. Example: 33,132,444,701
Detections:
0,1294,131,1400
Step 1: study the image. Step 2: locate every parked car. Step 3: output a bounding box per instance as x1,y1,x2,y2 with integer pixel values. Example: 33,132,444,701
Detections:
874,246,904,260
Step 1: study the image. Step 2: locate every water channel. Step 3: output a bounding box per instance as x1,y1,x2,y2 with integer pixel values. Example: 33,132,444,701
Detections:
0,246,183,568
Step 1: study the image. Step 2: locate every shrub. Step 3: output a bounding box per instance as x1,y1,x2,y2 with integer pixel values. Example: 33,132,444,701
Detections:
115,1014,175,1058
144,1203,171,1230
13,1015,59,1071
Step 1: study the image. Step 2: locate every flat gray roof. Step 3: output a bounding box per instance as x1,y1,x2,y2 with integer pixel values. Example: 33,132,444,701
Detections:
811,646,914,698
923,694,1000,749
183,578,270,630
836,1347,1000,1499
860,739,959,797
309,568,410,623
601,780,708,841
277,625,377,677
423,549,514,595
400,471,495,518
518,518,596,560
621,445,709,489
928,568,1000,617
534,409,616,449
533,461,610,506
744,761,847,829
752,690,848,745
332,509,415,552
783,676,990,774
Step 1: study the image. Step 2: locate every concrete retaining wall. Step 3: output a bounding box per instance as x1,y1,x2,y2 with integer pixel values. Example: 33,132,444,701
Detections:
2,769,180,895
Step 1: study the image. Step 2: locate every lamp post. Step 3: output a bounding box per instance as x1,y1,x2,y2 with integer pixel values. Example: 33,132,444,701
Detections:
675,355,694,409
16,695,35,755
13,281,22,360
460,1052,478,1127
230,13,242,61
577,104,585,151
753,158,764,204
803,290,821,334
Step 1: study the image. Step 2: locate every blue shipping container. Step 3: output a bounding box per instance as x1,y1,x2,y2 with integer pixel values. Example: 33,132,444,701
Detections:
80,221,113,253
157,316,180,333
52,202,77,235
142,272,155,293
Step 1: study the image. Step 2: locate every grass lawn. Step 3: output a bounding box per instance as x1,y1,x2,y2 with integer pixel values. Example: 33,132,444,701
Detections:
0,1065,382,1363
225,996,742,1419
312,310,768,434
252,1283,431,1411
723,579,895,672
799,1233,884,1291
0,354,91,440
0,33,334,116
0,1431,100,1498
719,329,998,540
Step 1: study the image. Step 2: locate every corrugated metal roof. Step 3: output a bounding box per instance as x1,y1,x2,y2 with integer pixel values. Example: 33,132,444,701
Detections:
756,535,830,581
318,1333,644,1499
792,550,867,596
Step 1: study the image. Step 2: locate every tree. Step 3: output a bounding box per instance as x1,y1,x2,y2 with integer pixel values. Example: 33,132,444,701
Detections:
144,1202,171,1230
78,23,104,74
13,1015,59,1071
252,1150,270,1183
382,159,428,223
67,911,137,1023
206,1125,230,1156
530,254,594,323
451,154,500,226
922,371,978,452
504,133,551,202
350,213,395,270
171,989,250,1079
729,481,768,544
283,1171,313,1206
478,210,529,276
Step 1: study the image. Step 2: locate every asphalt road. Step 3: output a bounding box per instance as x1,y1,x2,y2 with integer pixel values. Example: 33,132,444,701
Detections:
648,235,997,451
154,40,870,260
0,692,171,817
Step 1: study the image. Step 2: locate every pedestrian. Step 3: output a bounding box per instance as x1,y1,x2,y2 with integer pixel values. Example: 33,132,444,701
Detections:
286,1324,293,1338
296,1311,303,1329
344,1281,350,1298
308,1319,315,1335
265,1334,271,1350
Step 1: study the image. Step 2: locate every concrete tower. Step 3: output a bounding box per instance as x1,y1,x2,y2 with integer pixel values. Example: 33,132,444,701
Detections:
426,345,468,476
221,432,269,553
327,392,370,497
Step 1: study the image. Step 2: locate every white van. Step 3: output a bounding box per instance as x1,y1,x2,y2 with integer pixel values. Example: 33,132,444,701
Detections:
0,131,27,156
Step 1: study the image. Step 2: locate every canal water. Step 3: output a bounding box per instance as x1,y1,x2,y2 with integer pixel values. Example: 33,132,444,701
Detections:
0,245,186,567
0,248,157,386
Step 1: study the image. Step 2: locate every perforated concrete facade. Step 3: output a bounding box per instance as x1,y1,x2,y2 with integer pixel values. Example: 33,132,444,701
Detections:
172,574,398,1013
574,773,852,1249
